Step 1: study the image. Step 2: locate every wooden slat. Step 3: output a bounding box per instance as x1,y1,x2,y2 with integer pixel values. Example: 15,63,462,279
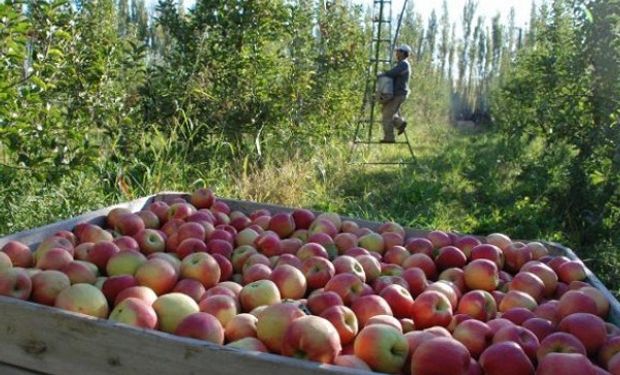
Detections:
0,362,45,375
0,296,369,375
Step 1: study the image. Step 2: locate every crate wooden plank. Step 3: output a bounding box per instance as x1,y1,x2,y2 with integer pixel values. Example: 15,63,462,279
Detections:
0,296,368,375
0,362,45,375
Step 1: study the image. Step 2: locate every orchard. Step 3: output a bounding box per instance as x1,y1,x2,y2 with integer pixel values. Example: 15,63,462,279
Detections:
1,188,619,375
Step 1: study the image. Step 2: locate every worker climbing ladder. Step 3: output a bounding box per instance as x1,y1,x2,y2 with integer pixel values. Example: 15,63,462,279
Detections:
348,0,415,165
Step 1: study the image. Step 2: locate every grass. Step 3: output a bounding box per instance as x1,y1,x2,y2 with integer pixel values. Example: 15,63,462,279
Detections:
1,119,618,297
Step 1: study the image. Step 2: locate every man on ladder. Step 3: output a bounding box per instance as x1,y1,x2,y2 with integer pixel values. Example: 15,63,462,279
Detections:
379,44,412,143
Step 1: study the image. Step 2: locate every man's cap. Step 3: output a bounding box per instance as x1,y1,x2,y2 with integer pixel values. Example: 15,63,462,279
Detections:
396,44,412,54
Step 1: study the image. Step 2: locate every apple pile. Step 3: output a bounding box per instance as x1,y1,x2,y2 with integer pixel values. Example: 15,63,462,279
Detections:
1,188,620,375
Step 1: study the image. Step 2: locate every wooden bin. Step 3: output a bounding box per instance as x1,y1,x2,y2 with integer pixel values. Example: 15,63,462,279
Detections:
0,192,618,375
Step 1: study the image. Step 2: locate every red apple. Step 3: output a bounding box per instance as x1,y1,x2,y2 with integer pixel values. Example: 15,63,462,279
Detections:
269,264,307,299
321,305,359,345
291,208,315,230
486,233,512,250
598,336,620,368
435,246,467,271
256,302,306,353
411,290,453,329
453,319,493,358
354,324,409,374
499,290,538,312
522,317,555,342
225,313,258,342
135,258,178,295
405,237,434,257
380,284,414,319
180,252,220,289
36,247,73,271
239,279,281,312
537,352,596,375
301,256,335,290
427,230,452,249
356,254,382,283
493,325,540,362
558,312,607,356
402,253,437,279
333,355,371,371
455,236,482,259
558,289,599,319
87,241,120,271
411,337,471,375
282,315,341,364
152,292,199,333
109,297,158,329
509,271,545,302
115,213,145,237
402,267,429,297
537,332,587,363
190,188,215,209
333,255,366,282
351,295,393,327
172,278,206,302
471,244,505,269
366,315,402,331
113,236,140,252
1,241,33,268
324,273,364,305
479,341,535,375
30,270,71,305
521,261,558,297
106,250,147,276
457,290,497,321
175,312,224,344
503,242,533,273
463,258,499,292
557,261,588,284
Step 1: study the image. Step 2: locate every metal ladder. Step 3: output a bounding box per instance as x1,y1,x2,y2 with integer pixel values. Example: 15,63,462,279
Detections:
348,0,415,165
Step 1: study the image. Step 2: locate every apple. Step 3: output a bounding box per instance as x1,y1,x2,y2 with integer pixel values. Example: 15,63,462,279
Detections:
373,275,409,295
281,315,341,364
499,290,538,312
167,202,195,221
180,252,220,289
324,272,364,305
402,267,429,297
212,253,233,282
0,267,32,300
598,335,620,368
135,258,178,295
503,242,533,273
522,317,555,342
439,267,466,293
87,241,120,271
1,241,33,268
609,353,620,375
479,341,535,375
62,260,98,284
226,337,268,352
537,332,587,363
190,188,215,209
134,229,166,255
382,232,404,250
115,213,145,237
383,246,409,266
161,218,184,238
358,232,385,254
239,279,281,312
55,283,108,318
301,256,335,290
147,252,181,275
291,208,315,230
36,247,73,271
319,304,358,345
521,261,558,297
426,280,460,309
334,233,359,254
75,223,113,244
558,312,607,356
502,307,535,325
136,210,159,230
256,302,306,353
366,315,402,331
74,242,94,261
30,270,71,306
411,337,471,375
307,290,343,315
109,297,158,329
557,261,588,284
486,233,512,250
351,295,393,327
268,213,295,238
147,201,170,223
535,300,561,324
269,264,307,299
493,325,540,362
454,235,482,259
273,253,302,269
487,318,515,336
509,271,545,302
456,290,497,321
537,352,596,375
405,237,434,257
114,285,158,306
225,313,258,342
471,244,505,269
198,294,238,327
411,290,453,329
354,323,408,374
297,243,329,261
427,230,452,249
152,292,199,333
453,319,493,358
101,275,138,304
380,284,414,319
172,278,206,302
112,236,140,253
435,246,467,271
578,287,610,318
333,255,366,282
175,312,224,344
106,250,147,276
242,263,271,284
463,259,499,292
402,253,437,279
107,207,132,229
558,289,599,319
308,218,339,240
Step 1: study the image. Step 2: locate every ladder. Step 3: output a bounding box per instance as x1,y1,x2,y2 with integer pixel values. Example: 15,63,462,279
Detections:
348,0,415,165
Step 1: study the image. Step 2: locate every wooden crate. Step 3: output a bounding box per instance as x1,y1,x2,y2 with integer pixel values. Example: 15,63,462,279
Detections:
0,192,618,374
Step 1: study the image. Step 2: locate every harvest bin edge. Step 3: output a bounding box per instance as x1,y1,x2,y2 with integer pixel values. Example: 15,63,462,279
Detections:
0,192,618,375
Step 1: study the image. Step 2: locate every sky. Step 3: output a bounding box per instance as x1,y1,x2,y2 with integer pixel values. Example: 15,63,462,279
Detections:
148,0,533,30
